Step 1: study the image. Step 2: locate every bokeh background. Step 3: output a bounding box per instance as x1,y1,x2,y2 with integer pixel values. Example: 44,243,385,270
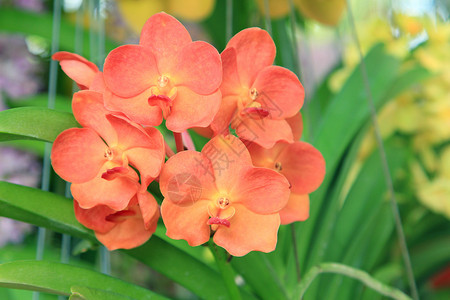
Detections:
0,0,449,299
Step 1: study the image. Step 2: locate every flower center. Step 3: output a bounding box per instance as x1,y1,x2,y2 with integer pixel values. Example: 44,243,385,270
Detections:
148,75,178,118
101,146,129,181
232,87,269,128
274,162,282,172
207,196,235,230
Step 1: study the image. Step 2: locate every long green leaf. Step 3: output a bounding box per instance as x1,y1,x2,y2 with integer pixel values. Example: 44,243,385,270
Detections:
0,107,79,142
0,181,253,299
0,181,94,241
70,286,134,300
295,43,400,274
0,260,164,300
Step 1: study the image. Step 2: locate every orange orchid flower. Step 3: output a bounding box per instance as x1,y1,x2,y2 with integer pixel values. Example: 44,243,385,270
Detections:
52,51,105,92
102,12,222,132
159,134,290,256
246,114,325,224
51,90,165,211
210,28,304,149
74,191,160,250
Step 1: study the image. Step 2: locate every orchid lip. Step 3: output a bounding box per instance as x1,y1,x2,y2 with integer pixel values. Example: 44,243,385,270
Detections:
102,166,129,181
241,107,270,119
207,217,231,227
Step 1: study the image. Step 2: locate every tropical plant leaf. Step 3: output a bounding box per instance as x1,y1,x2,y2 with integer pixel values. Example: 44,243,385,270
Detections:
0,107,79,142
0,181,254,300
0,260,165,300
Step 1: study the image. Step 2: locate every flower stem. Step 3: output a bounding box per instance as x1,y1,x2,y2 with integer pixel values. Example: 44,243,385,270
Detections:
293,263,412,300
208,240,242,300
290,224,301,282
164,140,175,158
173,132,184,153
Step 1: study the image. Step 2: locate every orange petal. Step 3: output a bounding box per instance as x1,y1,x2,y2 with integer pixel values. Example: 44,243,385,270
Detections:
52,51,99,90
71,166,139,211
161,199,210,246
90,72,106,93
213,204,280,256
139,12,192,72
124,127,165,187
106,114,160,150
166,87,221,132
235,118,293,149
201,135,253,191
210,95,238,136
234,167,290,214
103,44,159,98
73,200,116,234
226,28,276,87
137,191,160,230
252,65,304,119
246,141,283,169
173,41,222,95
279,193,309,225
219,48,242,97
96,204,155,250
51,128,106,183
278,142,326,194
286,112,303,141
103,88,163,127
72,91,117,144
160,150,216,205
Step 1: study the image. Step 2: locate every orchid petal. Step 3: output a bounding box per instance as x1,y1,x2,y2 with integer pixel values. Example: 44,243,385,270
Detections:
52,51,99,90
51,128,106,184
172,41,222,95
71,167,139,211
235,118,293,149
201,135,253,191
72,91,117,143
161,199,210,247
252,65,304,119
277,142,326,194
213,204,280,256
234,167,290,214
166,87,221,132
160,150,216,206
73,201,116,234
103,44,159,98
139,12,192,72
226,28,276,87
96,204,154,250
104,88,163,127
279,193,310,225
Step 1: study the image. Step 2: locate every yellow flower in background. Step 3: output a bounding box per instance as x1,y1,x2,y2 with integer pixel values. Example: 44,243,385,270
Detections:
295,0,346,26
394,13,424,36
256,0,346,26
416,146,450,219
329,17,409,93
118,0,215,33
256,0,290,19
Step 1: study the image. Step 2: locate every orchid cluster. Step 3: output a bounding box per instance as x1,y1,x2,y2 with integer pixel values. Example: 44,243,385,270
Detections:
51,12,325,256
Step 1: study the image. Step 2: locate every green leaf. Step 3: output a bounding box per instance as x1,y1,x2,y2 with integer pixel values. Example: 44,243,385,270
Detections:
69,286,133,300
231,252,288,300
0,260,165,300
0,181,94,241
0,8,118,57
0,107,79,142
0,181,253,299
6,94,72,113
296,43,401,274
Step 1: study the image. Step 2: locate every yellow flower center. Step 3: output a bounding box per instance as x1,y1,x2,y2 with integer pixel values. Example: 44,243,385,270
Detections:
148,75,178,118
